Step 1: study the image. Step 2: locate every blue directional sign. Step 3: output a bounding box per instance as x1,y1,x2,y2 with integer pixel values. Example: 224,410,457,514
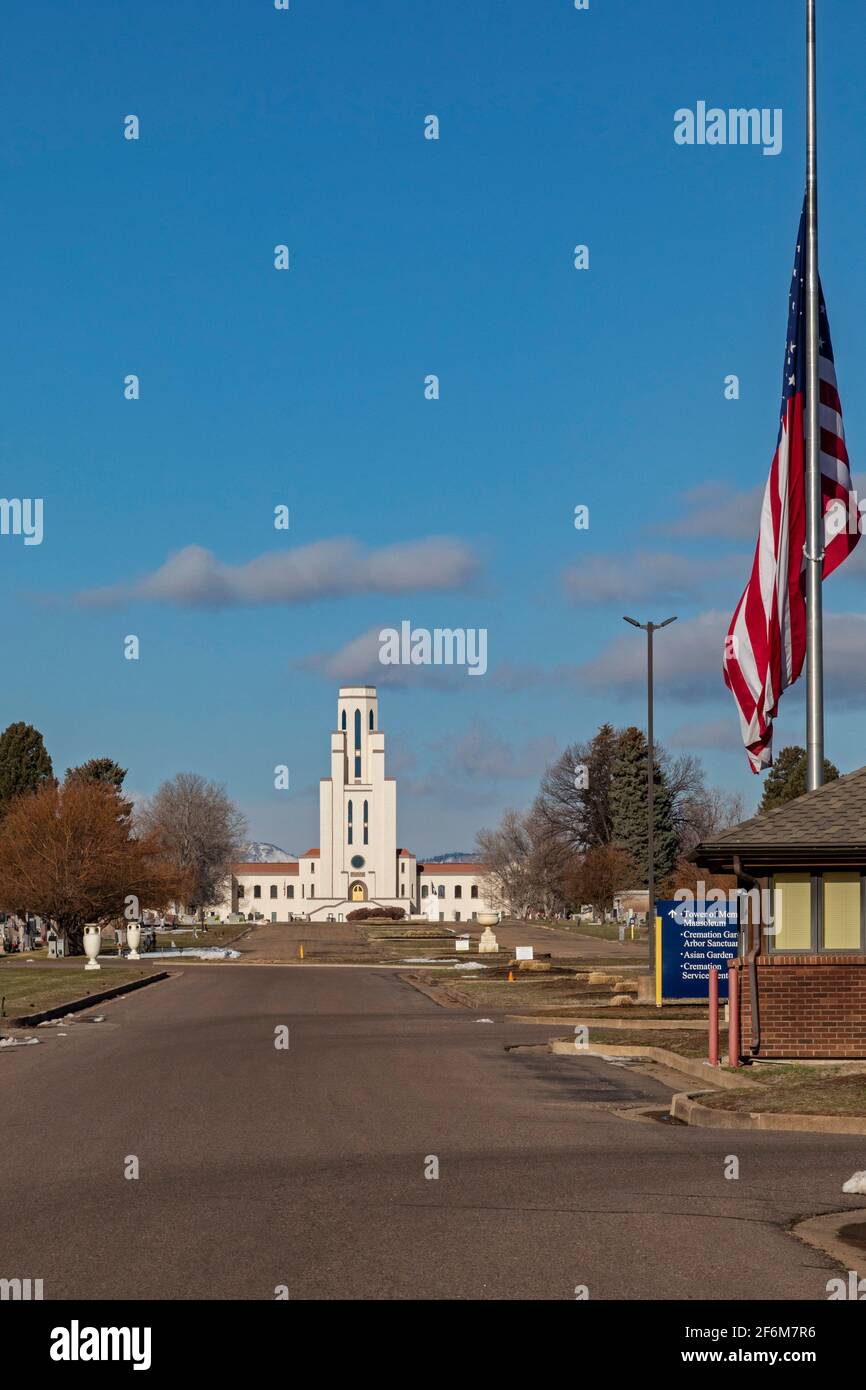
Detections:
657,899,740,1000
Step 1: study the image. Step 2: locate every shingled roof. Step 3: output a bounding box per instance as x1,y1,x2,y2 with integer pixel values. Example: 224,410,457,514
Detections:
691,764,866,870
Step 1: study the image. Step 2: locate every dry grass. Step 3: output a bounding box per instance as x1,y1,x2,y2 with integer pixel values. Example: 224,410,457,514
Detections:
569,1027,724,1059
699,1066,866,1116
412,966,708,1021
0,964,162,1018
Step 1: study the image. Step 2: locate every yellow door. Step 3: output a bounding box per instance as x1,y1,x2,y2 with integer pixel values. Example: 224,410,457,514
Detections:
351,882,364,901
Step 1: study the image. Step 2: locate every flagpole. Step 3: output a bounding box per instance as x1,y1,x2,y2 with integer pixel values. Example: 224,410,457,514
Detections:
805,0,824,791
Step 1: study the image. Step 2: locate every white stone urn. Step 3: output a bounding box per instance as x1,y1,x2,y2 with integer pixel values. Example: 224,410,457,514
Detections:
476,911,499,927
126,920,141,961
83,923,102,971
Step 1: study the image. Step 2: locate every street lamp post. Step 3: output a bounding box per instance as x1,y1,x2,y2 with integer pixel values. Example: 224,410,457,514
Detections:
623,616,677,975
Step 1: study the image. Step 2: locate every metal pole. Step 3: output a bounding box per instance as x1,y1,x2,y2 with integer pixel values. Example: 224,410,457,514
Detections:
727,962,740,1068
708,966,719,1067
805,0,824,791
647,624,655,973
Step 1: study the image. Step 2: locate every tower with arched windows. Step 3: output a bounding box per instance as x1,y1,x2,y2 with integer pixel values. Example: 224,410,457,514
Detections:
218,684,496,924
317,686,401,909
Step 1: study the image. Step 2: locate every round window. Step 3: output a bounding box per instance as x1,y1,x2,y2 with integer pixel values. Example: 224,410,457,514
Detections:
350,855,365,869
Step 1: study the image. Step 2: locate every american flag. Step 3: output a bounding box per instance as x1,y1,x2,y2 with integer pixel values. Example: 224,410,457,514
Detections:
723,197,860,772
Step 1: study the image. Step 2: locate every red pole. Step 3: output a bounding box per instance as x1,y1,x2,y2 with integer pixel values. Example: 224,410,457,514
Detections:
708,966,719,1067
727,961,740,1068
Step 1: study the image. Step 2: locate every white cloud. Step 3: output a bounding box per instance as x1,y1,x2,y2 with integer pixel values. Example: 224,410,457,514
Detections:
74,537,479,609
300,627,468,688
445,723,557,780
574,608,866,708
562,550,748,605
658,482,763,541
575,610,728,699
667,718,742,751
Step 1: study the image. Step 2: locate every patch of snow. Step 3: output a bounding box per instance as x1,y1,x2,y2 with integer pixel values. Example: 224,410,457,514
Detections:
242,841,296,864
842,1171,866,1194
147,947,241,960
401,956,490,970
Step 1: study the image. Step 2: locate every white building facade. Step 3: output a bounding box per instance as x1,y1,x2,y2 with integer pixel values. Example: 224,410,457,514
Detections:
219,686,495,924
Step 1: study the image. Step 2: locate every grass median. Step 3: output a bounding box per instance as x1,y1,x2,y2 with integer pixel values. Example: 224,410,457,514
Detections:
568,1026,724,1060
0,964,163,1019
420,964,707,1020
697,1065,866,1116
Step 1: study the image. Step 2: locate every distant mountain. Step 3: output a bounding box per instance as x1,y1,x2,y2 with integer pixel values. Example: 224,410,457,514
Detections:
422,852,478,863
242,842,296,863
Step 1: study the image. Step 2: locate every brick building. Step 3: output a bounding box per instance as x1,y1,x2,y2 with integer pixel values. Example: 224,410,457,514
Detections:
691,767,866,1060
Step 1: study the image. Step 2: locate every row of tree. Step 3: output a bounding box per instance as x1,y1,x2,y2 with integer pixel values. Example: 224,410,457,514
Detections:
475,724,834,919
0,722,247,953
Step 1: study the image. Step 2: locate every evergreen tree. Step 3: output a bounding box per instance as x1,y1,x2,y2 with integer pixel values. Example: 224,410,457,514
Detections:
533,722,622,852
65,757,131,821
0,722,53,807
65,757,127,791
609,727,678,887
759,746,839,812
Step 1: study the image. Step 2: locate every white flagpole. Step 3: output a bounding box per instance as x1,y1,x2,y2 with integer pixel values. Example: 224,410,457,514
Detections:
805,0,825,791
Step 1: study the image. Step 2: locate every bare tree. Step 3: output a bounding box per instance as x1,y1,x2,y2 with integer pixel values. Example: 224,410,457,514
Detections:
676,785,747,855
533,724,621,853
476,811,536,919
138,773,247,920
477,808,571,920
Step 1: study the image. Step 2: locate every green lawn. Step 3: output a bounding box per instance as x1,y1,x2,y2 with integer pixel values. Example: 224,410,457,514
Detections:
0,964,162,1019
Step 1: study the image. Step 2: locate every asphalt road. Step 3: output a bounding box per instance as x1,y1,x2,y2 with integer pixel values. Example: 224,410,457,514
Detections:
2,964,864,1301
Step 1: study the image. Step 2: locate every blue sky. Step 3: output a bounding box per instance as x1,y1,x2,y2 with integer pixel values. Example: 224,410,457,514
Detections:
3,0,866,854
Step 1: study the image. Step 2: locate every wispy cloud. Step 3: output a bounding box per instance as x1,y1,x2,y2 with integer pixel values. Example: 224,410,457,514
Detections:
667,718,742,752
657,482,763,541
574,609,866,707
562,550,747,605
300,626,468,688
574,609,728,699
445,723,557,780
72,537,480,609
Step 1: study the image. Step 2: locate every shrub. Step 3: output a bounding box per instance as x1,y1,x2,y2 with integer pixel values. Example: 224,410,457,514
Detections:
346,906,405,922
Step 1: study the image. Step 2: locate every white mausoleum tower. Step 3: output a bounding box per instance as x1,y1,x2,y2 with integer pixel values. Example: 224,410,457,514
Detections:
318,686,399,905
219,685,495,924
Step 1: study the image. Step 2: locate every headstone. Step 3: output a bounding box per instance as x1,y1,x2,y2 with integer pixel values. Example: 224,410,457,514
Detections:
478,927,499,953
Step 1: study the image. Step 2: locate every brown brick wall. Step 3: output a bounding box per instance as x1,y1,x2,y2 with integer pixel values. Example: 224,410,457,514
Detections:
732,955,866,1059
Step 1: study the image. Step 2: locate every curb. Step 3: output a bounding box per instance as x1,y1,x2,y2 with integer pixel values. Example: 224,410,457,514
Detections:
670,1089,866,1135
794,1210,866,1272
6,971,172,1028
398,972,474,1010
548,1038,757,1090
549,1035,866,1132
509,1014,709,1031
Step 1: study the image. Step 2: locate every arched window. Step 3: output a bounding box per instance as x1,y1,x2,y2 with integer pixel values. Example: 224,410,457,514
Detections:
369,709,374,730
341,709,347,731
354,708,362,778
347,799,353,845
363,800,369,845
